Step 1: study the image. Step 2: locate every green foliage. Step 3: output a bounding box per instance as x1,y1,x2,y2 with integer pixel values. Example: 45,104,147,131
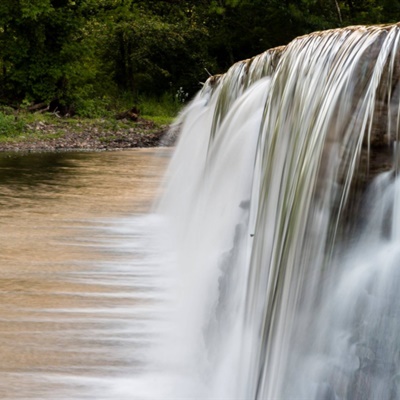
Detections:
0,0,399,114
0,112,25,137
0,0,89,105
138,94,184,120
98,1,212,97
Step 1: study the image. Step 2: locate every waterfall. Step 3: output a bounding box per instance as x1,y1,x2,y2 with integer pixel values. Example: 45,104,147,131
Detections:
158,24,400,399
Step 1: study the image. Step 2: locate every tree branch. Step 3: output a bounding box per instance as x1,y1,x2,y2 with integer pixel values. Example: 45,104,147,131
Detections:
333,0,342,24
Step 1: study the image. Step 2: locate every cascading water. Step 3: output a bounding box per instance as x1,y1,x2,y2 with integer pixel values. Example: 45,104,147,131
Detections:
155,24,400,399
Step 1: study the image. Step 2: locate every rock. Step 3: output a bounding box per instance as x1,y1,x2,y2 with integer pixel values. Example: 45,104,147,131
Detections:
0,117,173,152
116,106,140,121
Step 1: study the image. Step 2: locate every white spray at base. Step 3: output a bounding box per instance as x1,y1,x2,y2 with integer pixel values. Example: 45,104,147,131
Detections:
154,24,400,399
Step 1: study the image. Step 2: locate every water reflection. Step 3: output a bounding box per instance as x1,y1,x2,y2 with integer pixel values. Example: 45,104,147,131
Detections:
0,149,170,399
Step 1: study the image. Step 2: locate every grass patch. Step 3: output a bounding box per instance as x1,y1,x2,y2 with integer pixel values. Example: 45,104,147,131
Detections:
0,93,179,145
0,112,25,137
142,115,175,125
72,91,183,123
137,94,182,122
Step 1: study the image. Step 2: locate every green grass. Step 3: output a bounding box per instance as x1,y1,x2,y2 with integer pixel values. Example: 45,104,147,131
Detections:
141,115,175,125
73,91,183,122
137,94,182,121
0,92,181,144
0,112,25,137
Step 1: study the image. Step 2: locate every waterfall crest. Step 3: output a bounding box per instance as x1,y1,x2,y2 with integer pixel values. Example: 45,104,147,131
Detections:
159,24,400,399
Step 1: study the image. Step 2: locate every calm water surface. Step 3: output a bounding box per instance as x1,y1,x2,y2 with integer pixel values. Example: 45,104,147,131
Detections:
0,149,171,399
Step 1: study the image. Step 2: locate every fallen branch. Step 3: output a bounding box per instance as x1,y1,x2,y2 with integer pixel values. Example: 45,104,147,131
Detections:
27,102,48,112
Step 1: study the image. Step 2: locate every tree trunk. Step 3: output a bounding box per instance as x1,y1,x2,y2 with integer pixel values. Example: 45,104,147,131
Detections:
333,0,343,23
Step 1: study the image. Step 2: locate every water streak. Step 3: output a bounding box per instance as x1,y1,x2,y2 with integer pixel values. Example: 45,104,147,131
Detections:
159,24,400,399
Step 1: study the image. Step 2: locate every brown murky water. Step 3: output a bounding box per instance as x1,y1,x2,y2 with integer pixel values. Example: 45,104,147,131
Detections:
0,148,171,399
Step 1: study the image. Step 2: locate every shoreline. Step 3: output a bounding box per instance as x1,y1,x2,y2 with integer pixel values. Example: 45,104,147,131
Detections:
0,118,175,153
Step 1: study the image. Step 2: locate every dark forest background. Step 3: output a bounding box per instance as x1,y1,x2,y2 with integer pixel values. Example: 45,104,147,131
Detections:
1,0,399,116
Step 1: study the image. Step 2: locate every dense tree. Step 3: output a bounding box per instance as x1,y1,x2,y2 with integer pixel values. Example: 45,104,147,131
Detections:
0,0,90,106
98,0,213,97
0,0,398,113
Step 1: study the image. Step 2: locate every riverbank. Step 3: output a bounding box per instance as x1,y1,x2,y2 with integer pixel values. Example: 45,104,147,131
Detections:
0,115,176,152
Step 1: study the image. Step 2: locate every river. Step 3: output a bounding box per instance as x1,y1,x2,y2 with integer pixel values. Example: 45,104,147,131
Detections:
0,149,171,399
